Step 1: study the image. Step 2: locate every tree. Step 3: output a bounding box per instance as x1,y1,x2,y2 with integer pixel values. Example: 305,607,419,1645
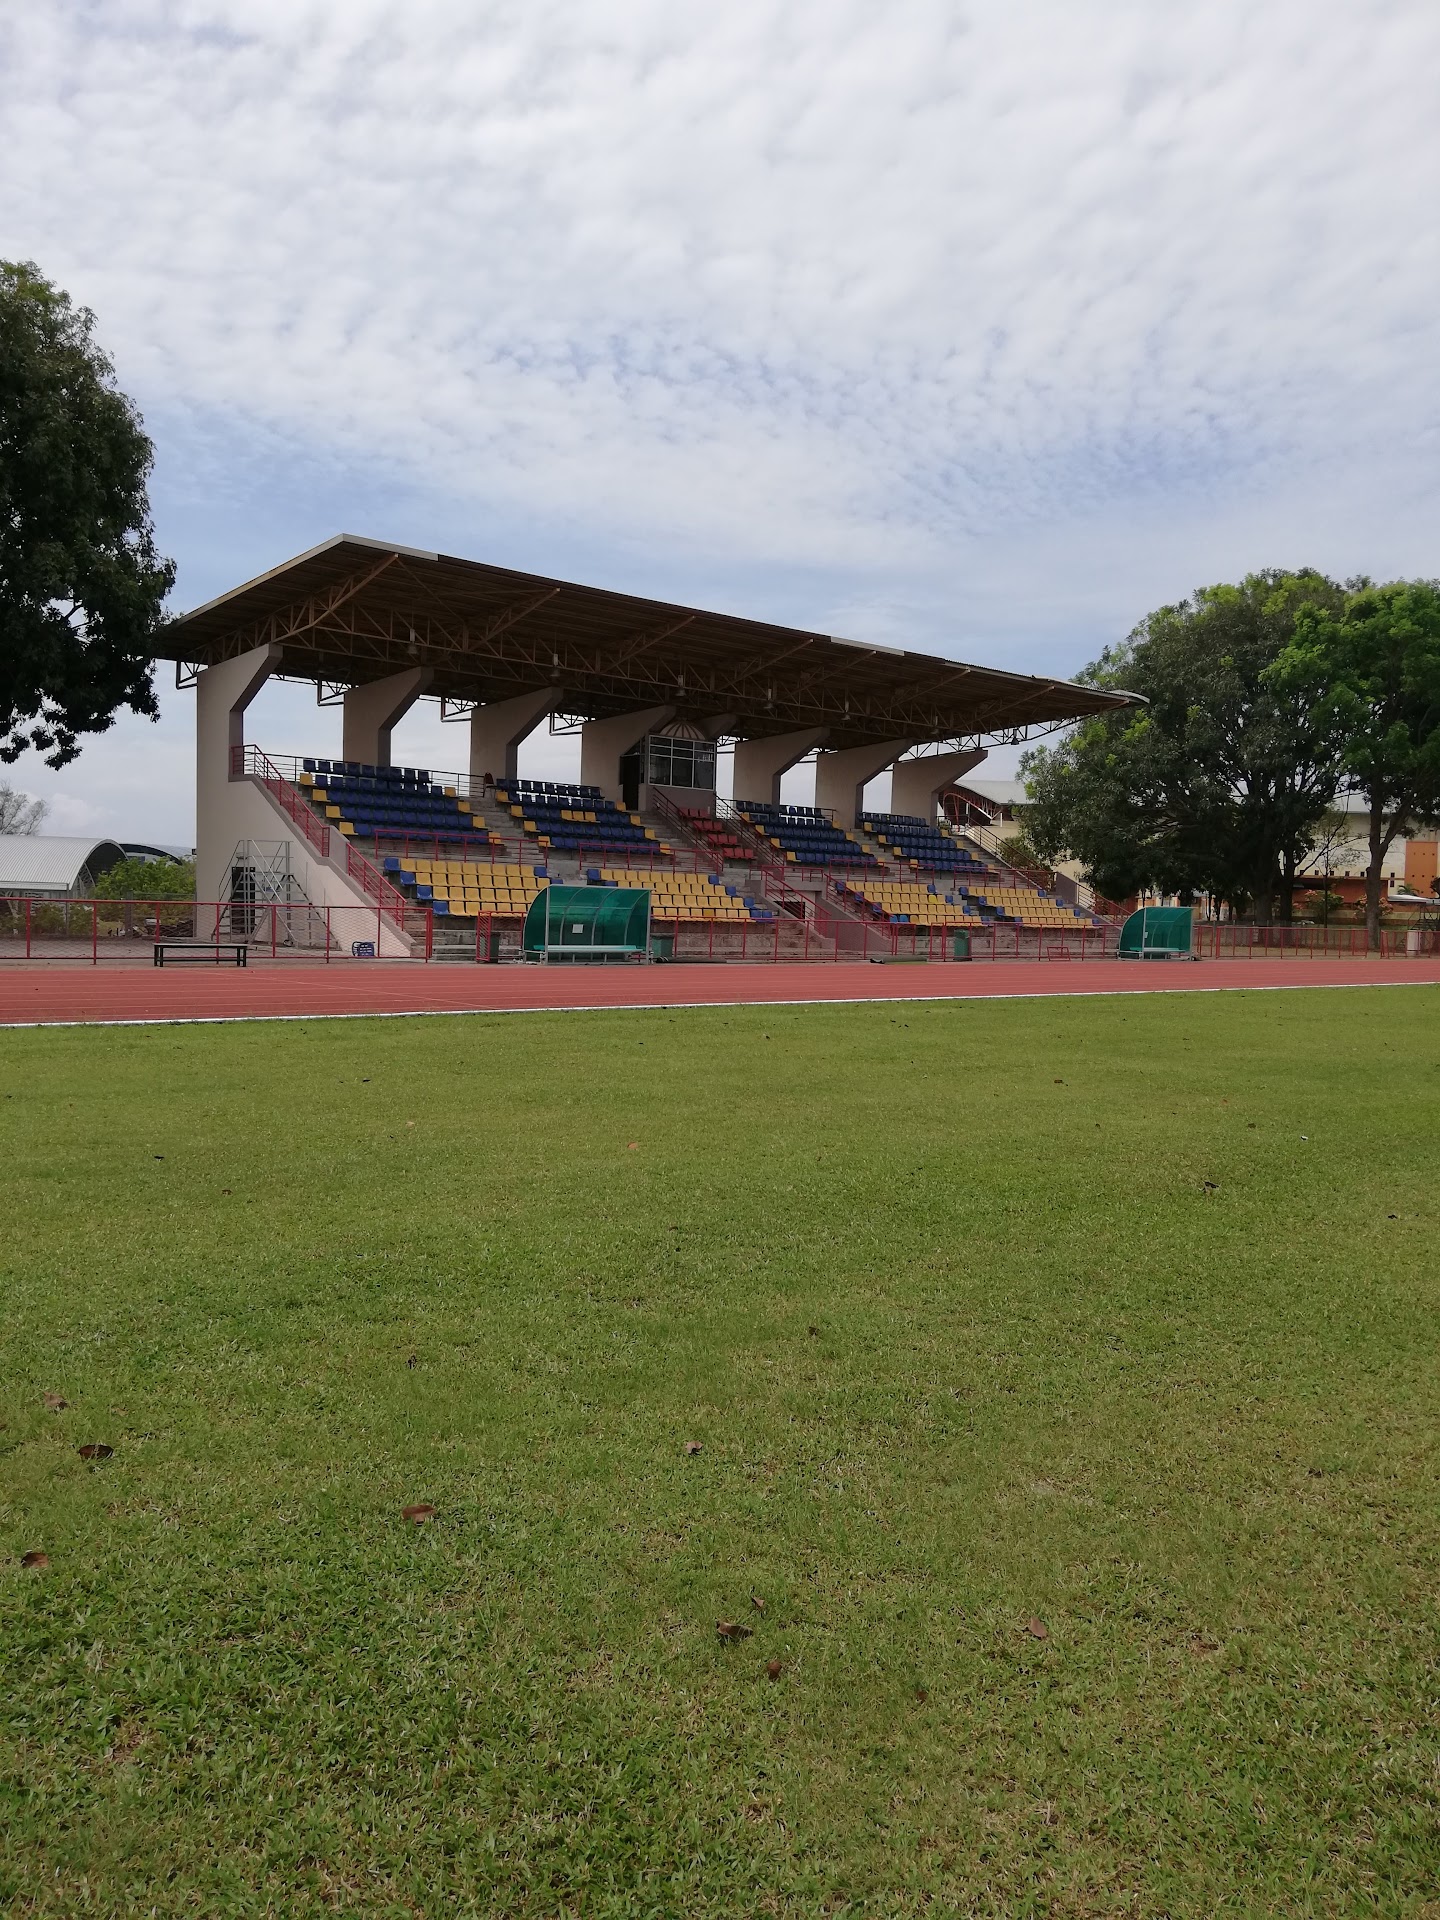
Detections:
92,855,195,901
0,781,45,833
1022,571,1350,921
0,261,174,768
1269,581,1440,948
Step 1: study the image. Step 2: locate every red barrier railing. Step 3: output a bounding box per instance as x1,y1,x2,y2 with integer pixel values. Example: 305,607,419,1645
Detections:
235,743,331,856
3,894,1427,967
234,745,423,940
0,897,435,963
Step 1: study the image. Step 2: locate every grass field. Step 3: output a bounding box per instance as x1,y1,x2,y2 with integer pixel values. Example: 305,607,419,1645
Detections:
2,986,1438,1917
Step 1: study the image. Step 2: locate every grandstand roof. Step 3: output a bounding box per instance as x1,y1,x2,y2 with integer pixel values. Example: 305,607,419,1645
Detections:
162,535,1139,751
950,776,1028,808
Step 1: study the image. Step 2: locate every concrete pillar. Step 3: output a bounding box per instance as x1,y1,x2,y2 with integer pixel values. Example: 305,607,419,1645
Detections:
341,667,434,765
468,688,561,782
731,728,829,807
813,737,919,826
194,643,282,905
579,704,675,805
888,749,988,821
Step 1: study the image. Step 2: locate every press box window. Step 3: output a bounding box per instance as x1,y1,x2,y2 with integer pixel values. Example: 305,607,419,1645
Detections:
643,736,716,789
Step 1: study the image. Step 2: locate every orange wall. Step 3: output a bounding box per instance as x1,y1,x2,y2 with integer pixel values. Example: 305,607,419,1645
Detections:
1405,840,1438,894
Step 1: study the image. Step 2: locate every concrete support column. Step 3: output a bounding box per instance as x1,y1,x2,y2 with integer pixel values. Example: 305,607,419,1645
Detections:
889,749,988,821
194,643,282,905
730,728,829,807
341,667,434,766
813,737,919,826
579,704,676,805
467,688,562,783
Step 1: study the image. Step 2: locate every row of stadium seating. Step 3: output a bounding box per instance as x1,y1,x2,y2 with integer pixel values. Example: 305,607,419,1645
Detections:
836,880,984,927
589,869,771,922
299,768,498,843
496,779,670,857
958,885,1093,929
836,875,1097,931
381,859,548,917
376,856,776,925
676,807,754,864
735,800,879,869
302,758,434,784
503,779,606,801
860,813,988,873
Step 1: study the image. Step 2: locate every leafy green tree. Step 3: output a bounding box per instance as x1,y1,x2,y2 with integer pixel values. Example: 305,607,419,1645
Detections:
1269,581,1440,948
92,855,195,901
0,261,174,768
1023,571,1349,921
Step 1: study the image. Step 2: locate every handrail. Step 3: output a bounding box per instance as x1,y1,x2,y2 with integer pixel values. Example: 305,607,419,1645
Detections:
645,788,748,873
716,797,882,877
236,744,417,935
236,744,331,857
0,895,438,961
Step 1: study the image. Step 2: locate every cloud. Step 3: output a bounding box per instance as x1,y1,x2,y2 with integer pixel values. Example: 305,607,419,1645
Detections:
1,0,1437,827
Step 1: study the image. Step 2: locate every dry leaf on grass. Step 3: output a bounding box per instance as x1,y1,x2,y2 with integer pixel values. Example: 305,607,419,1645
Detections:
21,1551,49,1569
402,1503,437,1524
684,1441,703,1456
1025,1616,1049,1640
914,1685,929,1703
750,1594,765,1612
42,1393,68,1411
77,1443,113,1462
766,1658,783,1681
627,1141,640,1151
716,1620,753,1641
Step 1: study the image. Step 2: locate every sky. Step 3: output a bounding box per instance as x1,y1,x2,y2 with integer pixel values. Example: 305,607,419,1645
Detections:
2,0,1438,843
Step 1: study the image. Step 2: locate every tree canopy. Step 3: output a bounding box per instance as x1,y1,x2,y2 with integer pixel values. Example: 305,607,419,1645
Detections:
0,260,174,768
1269,580,1440,944
1022,571,1350,920
92,855,195,901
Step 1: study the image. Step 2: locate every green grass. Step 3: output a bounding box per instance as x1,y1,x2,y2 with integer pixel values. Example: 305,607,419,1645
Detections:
2,987,1439,1918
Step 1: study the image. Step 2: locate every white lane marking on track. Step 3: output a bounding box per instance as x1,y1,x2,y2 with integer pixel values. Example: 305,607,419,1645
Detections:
1,979,1435,1029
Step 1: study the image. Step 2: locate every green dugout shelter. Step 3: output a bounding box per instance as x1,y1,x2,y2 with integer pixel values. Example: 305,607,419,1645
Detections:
1118,905,1195,960
523,884,651,962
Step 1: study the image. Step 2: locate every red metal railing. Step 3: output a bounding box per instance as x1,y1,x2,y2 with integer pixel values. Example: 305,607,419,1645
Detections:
0,897,436,963
236,743,331,856
235,744,425,941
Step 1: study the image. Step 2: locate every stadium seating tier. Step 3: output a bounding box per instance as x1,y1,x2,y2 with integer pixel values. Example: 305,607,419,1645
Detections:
590,868,765,922
736,802,878,869
497,779,671,858
860,812,988,874
300,761,499,845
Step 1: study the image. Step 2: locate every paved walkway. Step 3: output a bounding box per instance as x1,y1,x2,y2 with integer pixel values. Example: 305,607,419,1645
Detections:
0,955,1436,1027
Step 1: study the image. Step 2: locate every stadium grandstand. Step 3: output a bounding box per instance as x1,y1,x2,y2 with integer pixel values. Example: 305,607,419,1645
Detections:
154,534,1137,959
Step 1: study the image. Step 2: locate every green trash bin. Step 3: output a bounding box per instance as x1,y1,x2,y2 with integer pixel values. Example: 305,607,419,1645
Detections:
649,930,675,962
951,928,971,961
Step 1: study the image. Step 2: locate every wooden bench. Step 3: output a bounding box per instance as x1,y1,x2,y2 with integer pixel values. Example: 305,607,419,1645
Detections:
153,942,249,968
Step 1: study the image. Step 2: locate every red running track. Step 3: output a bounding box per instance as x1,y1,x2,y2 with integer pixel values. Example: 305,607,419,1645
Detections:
1,956,1438,1027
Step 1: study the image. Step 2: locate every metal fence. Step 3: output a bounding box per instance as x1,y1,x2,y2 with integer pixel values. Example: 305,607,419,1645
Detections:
2,895,1434,967
1190,923,1436,958
0,898,433,963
